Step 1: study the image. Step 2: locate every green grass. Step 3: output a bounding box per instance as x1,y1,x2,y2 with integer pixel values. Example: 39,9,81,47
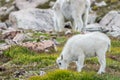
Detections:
3,46,59,66
29,70,96,80
3,31,66,66
0,40,5,43
28,39,120,80
29,70,120,80
26,31,67,44
2,35,120,80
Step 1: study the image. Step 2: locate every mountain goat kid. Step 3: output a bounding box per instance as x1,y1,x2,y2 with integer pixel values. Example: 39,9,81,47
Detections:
56,32,111,74
52,0,91,32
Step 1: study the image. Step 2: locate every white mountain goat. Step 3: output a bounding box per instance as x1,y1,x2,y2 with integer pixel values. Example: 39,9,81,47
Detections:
56,32,111,74
52,0,91,32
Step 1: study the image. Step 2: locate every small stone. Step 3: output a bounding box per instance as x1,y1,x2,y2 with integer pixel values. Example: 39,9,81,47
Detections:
6,0,10,2
39,71,46,76
45,49,49,53
13,33,29,44
0,23,7,30
5,39,16,45
65,30,72,35
0,67,6,72
65,30,72,38
95,1,107,7
0,43,11,50
0,50,3,55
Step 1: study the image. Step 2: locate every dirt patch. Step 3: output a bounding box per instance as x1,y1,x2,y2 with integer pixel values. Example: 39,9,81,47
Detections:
108,54,120,62
0,53,11,63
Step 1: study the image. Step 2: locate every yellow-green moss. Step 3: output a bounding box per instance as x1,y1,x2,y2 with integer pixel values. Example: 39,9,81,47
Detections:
29,70,120,80
110,0,118,3
3,46,58,66
29,70,97,80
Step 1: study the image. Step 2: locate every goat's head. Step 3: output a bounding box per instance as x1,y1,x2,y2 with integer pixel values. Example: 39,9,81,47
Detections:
56,55,68,69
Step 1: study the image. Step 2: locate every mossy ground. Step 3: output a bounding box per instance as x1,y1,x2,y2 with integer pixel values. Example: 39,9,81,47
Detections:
28,36,120,80
93,0,120,22
0,31,120,80
0,0,15,10
0,0,120,79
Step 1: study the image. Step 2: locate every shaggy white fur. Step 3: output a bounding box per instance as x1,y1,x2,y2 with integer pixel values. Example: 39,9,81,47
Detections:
52,0,91,32
57,32,111,74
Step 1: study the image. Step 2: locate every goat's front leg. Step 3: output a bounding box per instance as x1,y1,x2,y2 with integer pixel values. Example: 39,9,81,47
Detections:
76,54,85,72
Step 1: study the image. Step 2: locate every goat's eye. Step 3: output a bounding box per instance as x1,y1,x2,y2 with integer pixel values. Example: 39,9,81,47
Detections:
59,62,61,65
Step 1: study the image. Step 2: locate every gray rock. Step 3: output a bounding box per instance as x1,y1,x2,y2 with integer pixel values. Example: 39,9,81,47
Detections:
95,1,107,7
5,0,10,3
0,43,11,50
5,39,16,45
5,20,12,27
86,23,102,32
108,31,120,38
22,40,56,53
13,33,30,44
15,0,51,9
2,27,21,40
9,8,54,32
86,23,109,33
100,11,120,38
39,71,46,76
65,30,73,38
0,23,7,29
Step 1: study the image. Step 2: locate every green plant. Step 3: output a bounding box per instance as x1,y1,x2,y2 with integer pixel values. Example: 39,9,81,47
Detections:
3,46,58,65
29,70,98,80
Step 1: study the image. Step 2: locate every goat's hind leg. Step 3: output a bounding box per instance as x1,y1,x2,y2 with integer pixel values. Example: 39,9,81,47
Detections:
83,0,91,32
53,2,65,32
97,50,106,74
73,15,84,32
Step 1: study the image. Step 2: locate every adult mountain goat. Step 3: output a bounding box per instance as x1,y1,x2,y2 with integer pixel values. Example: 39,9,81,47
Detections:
52,0,91,32
56,32,111,74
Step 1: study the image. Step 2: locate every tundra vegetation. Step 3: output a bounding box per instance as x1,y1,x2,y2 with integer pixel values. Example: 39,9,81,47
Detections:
0,31,120,80
0,0,120,80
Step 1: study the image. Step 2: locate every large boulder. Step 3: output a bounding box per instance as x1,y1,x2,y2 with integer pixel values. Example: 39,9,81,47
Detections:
86,23,109,33
100,11,120,38
9,8,54,32
15,0,55,9
86,23,104,32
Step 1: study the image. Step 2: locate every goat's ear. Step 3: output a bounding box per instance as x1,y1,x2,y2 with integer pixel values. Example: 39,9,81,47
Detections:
61,55,63,60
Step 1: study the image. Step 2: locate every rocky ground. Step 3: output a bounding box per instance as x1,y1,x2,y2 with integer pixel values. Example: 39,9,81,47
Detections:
0,0,120,80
